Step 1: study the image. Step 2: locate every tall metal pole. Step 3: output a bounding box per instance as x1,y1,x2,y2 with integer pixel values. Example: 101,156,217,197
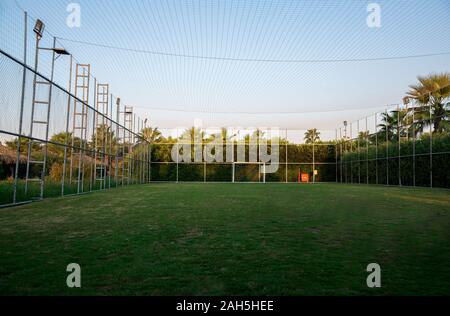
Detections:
136,117,139,184
140,118,143,184
412,101,416,187
258,133,261,183
312,129,315,183
365,116,369,184
386,109,389,185
263,163,266,183
122,113,125,186
398,104,401,186
24,25,41,194
39,36,56,199
232,131,235,183
357,120,360,184
335,129,338,183
13,11,28,204
429,98,433,188
115,97,120,188
108,94,113,189
176,128,179,183
339,128,343,183
343,122,347,183
375,113,378,185
138,118,141,184
204,161,207,182
132,113,136,184
143,120,146,183
135,115,138,184
91,78,97,191
142,119,145,184
150,129,153,182
285,129,288,183
349,123,353,183
61,54,73,196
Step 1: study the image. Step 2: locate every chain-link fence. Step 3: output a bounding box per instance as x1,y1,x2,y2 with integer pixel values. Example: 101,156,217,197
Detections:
336,100,450,188
0,49,151,207
147,128,337,183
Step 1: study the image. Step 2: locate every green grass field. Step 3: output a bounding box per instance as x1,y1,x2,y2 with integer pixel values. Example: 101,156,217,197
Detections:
0,183,449,295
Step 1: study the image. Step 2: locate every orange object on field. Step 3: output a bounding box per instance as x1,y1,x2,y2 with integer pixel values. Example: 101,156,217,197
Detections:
301,173,309,183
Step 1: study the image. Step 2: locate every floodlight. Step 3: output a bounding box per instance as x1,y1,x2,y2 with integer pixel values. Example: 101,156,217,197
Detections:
52,48,70,55
33,19,45,39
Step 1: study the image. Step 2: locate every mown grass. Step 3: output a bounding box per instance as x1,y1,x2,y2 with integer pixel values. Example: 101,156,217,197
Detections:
0,180,120,205
0,183,449,295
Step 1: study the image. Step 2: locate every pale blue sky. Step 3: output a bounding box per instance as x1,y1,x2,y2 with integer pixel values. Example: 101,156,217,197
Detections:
1,0,450,131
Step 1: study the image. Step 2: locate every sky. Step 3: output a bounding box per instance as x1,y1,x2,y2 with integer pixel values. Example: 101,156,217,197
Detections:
1,0,450,133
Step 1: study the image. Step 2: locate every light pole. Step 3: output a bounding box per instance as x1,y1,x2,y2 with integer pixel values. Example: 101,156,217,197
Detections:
343,120,348,139
25,19,70,197
32,19,70,75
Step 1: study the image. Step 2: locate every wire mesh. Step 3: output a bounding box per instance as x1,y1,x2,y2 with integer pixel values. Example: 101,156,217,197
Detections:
1,5,450,209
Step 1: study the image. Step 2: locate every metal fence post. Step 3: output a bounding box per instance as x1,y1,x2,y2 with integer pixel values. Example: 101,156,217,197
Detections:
38,36,57,199
375,113,378,185
204,161,206,183
108,94,113,189
339,128,343,183
263,163,266,183
137,118,140,184
386,109,389,185
61,54,73,196
357,120,360,184
115,97,120,188
285,129,288,183
350,123,353,184
335,129,338,183
429,100,433,188
176,128,179,183
365,116,369,184
149,141,152,182
412,101,416,187
398,104,401,186
13,11,28,204
90,78,97,191
312,129,315,183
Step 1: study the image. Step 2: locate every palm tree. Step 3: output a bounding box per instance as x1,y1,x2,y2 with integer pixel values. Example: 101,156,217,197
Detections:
179,127,204,142
358,131,370,146
220,127,236,143
406,73,450,133
140,127,162,143
304,128,320,144
377,110,408,141
403,106,428,137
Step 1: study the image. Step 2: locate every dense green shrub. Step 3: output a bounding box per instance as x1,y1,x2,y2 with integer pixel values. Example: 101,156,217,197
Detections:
339,134,450,188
